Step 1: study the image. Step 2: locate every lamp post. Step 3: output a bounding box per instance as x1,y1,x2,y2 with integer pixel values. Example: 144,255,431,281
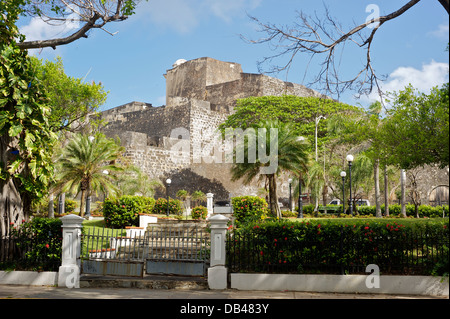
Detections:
297,178,304,218
340,171,346,214
166,178,171,216
85,135,95,218
315,115,326,161
288,178,293,211
346,154,354,216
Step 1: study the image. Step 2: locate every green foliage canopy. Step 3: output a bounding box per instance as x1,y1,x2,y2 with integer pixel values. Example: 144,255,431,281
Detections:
219,95,360,152
30,56,107,132
381,84,449,169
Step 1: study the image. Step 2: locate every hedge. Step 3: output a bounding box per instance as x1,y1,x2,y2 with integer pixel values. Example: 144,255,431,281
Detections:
103,195,155,228
152,198,183,216
1,218,63,271
228,218,449,276
357,204,449,218
293,204,449,218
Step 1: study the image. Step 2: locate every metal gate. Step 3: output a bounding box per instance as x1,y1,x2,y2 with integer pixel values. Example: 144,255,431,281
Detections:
81,224,210,277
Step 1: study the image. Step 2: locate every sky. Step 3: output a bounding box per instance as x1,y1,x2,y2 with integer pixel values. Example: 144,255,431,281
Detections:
17,0,449,112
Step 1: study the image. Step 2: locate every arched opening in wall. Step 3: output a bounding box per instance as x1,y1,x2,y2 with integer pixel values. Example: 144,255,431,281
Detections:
429,185,449,207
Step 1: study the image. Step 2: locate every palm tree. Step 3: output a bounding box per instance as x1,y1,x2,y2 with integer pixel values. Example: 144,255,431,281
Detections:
230,120,309,219
55,133,124,216
191,190,206,207
117,164,163,197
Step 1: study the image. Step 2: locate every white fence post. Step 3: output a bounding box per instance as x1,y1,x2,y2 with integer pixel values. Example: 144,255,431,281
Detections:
206,193,214,218
58,214,84,288
208,214,228,289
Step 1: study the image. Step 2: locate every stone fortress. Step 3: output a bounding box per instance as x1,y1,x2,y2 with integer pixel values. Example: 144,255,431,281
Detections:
99,57,323,201
99,57,449,206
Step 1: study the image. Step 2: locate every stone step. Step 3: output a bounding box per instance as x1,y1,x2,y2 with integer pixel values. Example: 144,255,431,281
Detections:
80,274,208,290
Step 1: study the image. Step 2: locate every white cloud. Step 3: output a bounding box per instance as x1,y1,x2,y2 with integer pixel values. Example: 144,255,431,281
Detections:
20,14,80,42
427,23,449,40
366,60,449,102
139,0,261,33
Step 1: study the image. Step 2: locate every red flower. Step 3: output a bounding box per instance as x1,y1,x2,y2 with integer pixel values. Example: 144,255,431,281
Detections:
45,244,50,249
260,251,264,256
274,238,277,242
364,226,369,230
317,224,321,228
284,237,288,241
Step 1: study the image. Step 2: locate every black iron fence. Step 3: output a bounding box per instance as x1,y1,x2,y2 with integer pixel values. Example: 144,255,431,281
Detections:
0,235,61,271
226,228,449,276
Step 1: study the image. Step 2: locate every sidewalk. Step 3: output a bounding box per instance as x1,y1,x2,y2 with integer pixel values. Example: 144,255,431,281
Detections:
0,284,447,299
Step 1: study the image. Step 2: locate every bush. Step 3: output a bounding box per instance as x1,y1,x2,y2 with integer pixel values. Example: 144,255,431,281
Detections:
282,210,298,218
152,198,183,216
191,206,208,220
103,195,156,228
232,196,268,227
5,218,63,271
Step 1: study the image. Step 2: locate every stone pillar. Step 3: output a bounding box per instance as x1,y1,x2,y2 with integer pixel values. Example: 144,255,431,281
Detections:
206,193,214,218
208,214,228,290
58,214,84,288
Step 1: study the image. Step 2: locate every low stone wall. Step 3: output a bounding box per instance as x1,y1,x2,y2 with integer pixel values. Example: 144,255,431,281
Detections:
230,273,449,296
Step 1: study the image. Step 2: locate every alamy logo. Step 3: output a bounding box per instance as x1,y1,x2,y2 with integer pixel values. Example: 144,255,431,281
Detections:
365,4,380,29
365,264,380,289
169,127,279,174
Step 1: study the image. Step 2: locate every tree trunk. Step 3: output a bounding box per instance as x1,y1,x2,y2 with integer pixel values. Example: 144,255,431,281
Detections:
0,136,27,238
384,166,389,217
374,158,381,217
268,174,281,219
79,189,86,217
322,184,328,214
48,193,54,218
400,169,407,217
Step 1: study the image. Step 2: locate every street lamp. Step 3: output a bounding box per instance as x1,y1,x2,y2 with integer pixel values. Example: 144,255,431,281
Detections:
288,178,293,211
340,171,346,214
297,136,306,219
315,115,326,161
346,154,354,216
166,178,171,216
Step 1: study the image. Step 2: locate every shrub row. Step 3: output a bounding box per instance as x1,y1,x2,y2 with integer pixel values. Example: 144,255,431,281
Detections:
292,204,449,218
229,218,449,276
1,218,63,271
357,204,449,218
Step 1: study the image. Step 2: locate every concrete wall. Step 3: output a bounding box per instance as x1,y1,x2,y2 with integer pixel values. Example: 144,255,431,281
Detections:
230,273,449,296
0,270,58,286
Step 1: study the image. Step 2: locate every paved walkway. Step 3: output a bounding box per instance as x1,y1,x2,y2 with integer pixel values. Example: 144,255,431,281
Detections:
0,284,446,299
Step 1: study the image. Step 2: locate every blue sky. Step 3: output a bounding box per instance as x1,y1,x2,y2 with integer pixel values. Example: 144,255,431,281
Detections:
18,0,449,112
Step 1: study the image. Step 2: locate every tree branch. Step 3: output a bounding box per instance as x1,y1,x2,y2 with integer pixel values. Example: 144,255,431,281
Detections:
245,0,429,98
17,0,132,50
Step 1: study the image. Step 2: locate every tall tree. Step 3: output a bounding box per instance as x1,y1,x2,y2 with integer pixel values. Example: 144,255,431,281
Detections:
55,133,124,216
381,84,449,170
1,0,57,235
